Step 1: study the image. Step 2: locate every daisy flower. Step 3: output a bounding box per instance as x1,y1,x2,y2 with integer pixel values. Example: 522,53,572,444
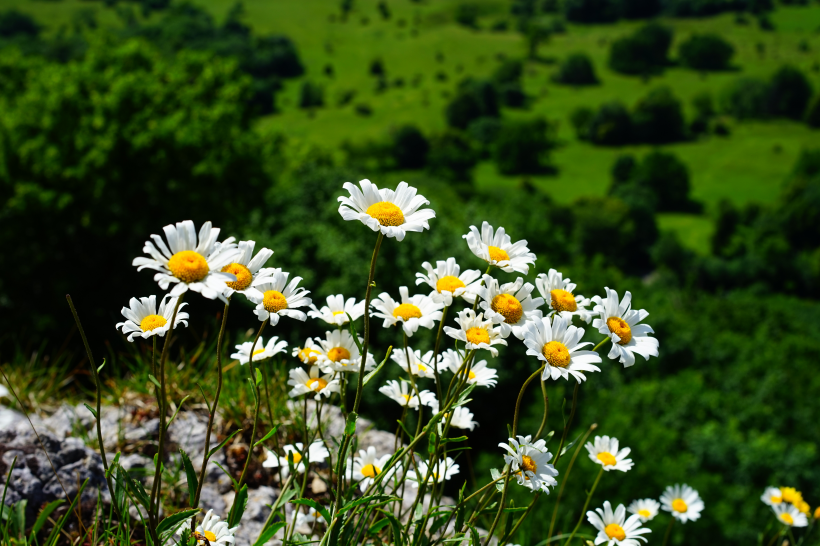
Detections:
391,348,443,379
292,338,324,366
308,294,365,326
761,486,784,507
478,275,544,340
294,504,326,530
316,329,371,373
408,457,459,488
441,350,498,387
447,406,478,431
251,269,312,326
627,499,660,522
522,316,602,383
463,221,537,275
780,487,804,506
587,501,651,546
415,258,481,306
379,380,436,411
337,179,436,241
585,436,634,473
772,503,808,527
175,509,238,546
263,442,329,479
535,269,593,323
814,506,820,520
116,295,189,342
660,484,704,523
371,287,444,337
133,220,239,302
287,366,340,401
499,435,558,493
346,447,393,492
591,288,659,368
444,309,508,357
219,240,275,300
231,336,288,365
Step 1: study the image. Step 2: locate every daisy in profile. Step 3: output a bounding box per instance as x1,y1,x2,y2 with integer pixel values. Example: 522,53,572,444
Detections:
535,269,593,324
292,338,323,366
463,221,537,275
287,366,340,401
316,330,371,373
587,501,651,546
408,457,459,488
133,220,239,302
772,503,808,528
522,316,602,383
444,309,508,357
391,348,443,379
116,295,189,342
780,487,804,506
591,288,659,368
660,484,704,523
585,436,634,472
761,486,783,507
175,509,238,546
308,294,365,326
231,336,288,365
337,179,436,241
415,258,481,307
627,499,660,522
219,240,275,300
447,406,478,431
478,275,544,339
251,269,312,326
499,435,558,493
371,287,444,337
379,380,436,410
441,350,498,388
263,442,329,479
347,447,393,492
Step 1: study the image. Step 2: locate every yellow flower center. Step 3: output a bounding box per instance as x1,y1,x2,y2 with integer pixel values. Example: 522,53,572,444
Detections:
401,394,411,403
436,276,465,294
167,250,209,283
417,363,428,373
203,530,217,542
491,294,524,324
263,290,288,313
221,263,253,291
140,314,167,332
366,201,405,226
604,523,626,541
487,245,509,262
468,370,476,380
361,464,381,478
251,348,267,360
466,327,490,345
780,513,794,526
606,317,632,345
781,488,802,505
328,347,351,362
771,495,782,504
798,502,810,515
332,310,345,316
814,506,820,519
307,378,328,391
287,451,303,464
393,303,423,321
672,499,688,513
638,509,651,518
596,452,617,466
298,347,321,364
542,341,571,368
550,289,577,313
521,455,537,473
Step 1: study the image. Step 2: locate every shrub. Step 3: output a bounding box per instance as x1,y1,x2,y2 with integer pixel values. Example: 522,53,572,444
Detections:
620,0,662,18
427,130,479,182
554,52,598,85
492,58,523,85
588,101,632,145
608,23,673,75
498,83,527,107
0,9,40,38
720,77,770,119
355,102,373,116
631,86,686,144
631,151,692,211
391,125,429,169
455,3,480,28
678,33,735,71
444,79,499,129
806,95,820,128
493,118,556,174
299,81,324,108
369,58,385,76
564,0,620,22
467,116,504,155
569,106,595,139
767,65,813,120
611,154,637,183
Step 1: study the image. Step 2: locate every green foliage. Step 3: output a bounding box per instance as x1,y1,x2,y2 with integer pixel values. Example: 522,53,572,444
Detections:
678,33,736,71
455,3,480,28
720,76,771,119
0,9,40,38
767,65,813,120
391,125,429,170
631,86,687,144
586,101,633,145
445,78,499,129
608,22,673,75
427,130,479,183
554,52,598,85
564,0,621,22
492,118,556,175
806,94,820,128
299,81,325,108
613,150,694,212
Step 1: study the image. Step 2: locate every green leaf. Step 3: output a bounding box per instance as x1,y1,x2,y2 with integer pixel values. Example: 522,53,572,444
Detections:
467,523,480,546
367,518,390,535
503,499,515,541
255,368,263,386
208,429,242,459
272,486,298,512
455,482,466,534
346,313,364,353
30,499,63,538
253,522,286,546
179,449,198,508
123,468,150,508
228,484,248,527
559,431,584,457
291,498,331,523
43,479,86,546
428,431,437,456
213,461,239,490
362,346,393,386
83,403,98,419
490,468,505,492
196,383,212,414
337,495,397,516
454,383,477,408
156,508,199,536
376,509,405,546
14,499,26,539
345,412,358,436
148,374,162,389
396,419,413,438
97,359,106,373
253,423,281,448
166,395,190,430
444,436,468,443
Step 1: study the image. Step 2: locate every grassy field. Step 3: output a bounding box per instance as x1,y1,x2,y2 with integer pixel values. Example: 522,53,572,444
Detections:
3,0,820,250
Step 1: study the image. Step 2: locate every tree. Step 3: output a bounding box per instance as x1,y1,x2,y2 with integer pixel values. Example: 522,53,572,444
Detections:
631,86,686,143
445,79,499,129
427,131,479,183
678,33,735,71
588,101,632,145
554,52,598,85
768,65,813,120
493,118,556,174
564,0,620,22
608,22,672,75
392,125,430,169
631,151,692,211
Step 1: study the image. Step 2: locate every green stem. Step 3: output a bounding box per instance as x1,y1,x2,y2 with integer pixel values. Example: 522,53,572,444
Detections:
662,517,675,546
535,380,549,440
563,467,604,546
431,306,449,402
592,336,611,353
548,424,599,540
552,382,581,466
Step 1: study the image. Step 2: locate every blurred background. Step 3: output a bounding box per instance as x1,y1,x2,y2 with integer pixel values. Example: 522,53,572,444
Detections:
0,0,819,543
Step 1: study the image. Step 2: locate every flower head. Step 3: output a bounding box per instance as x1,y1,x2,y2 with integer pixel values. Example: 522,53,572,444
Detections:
379,380,436,410
535,269,593,324
592,288,659,368
220,240,275,300
447,406,478,430
338,179,435,241
371,287,444,337
251,269,312,326
522,315,602,383
408,457,459,488
287,366,340,401
444,309,508,357
660,484,704,523
292,338,323,365
627,499,660,522
463,221,536,274
772,503,809,527
263,441,329,479
133,220,239,302
441,350,498,387
231,336,288,365
175,510,238,546
587,501,651,546
116,295,188,342
308,294,365,326
499,435,558,493
316,329,372,373
391,348,443,379
585,436,634,473
415,258,481,307
346,447,394,491
761,486,783,507
478,275,544,340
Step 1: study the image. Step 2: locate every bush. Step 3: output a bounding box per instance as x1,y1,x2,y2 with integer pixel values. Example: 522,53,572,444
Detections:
493,118,556,174
299,81,324,108
391,125,429,169
678,33,735,71
620,0,661,18
631,151,692,211
631,86,686,143
0,9,40,38
492,58,523,85
608,23,673,75
564,0,620,22
806,95,820,128
569,106,595,139
455,3,480,28
720,77,770,119
467,116,504,155
427,130,479,182
767,65,813,120
588,101,632,145
369,58,385,76
445,79,499,129
611,154,637,183
554,52,598,85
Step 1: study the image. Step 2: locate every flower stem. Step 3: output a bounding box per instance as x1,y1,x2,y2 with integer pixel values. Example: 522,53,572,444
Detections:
662,517,675,546
431,305,449,402
552,382,581,466
535,380,549,440
548,423,599,540
593,336,610,353
563,466,604,546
